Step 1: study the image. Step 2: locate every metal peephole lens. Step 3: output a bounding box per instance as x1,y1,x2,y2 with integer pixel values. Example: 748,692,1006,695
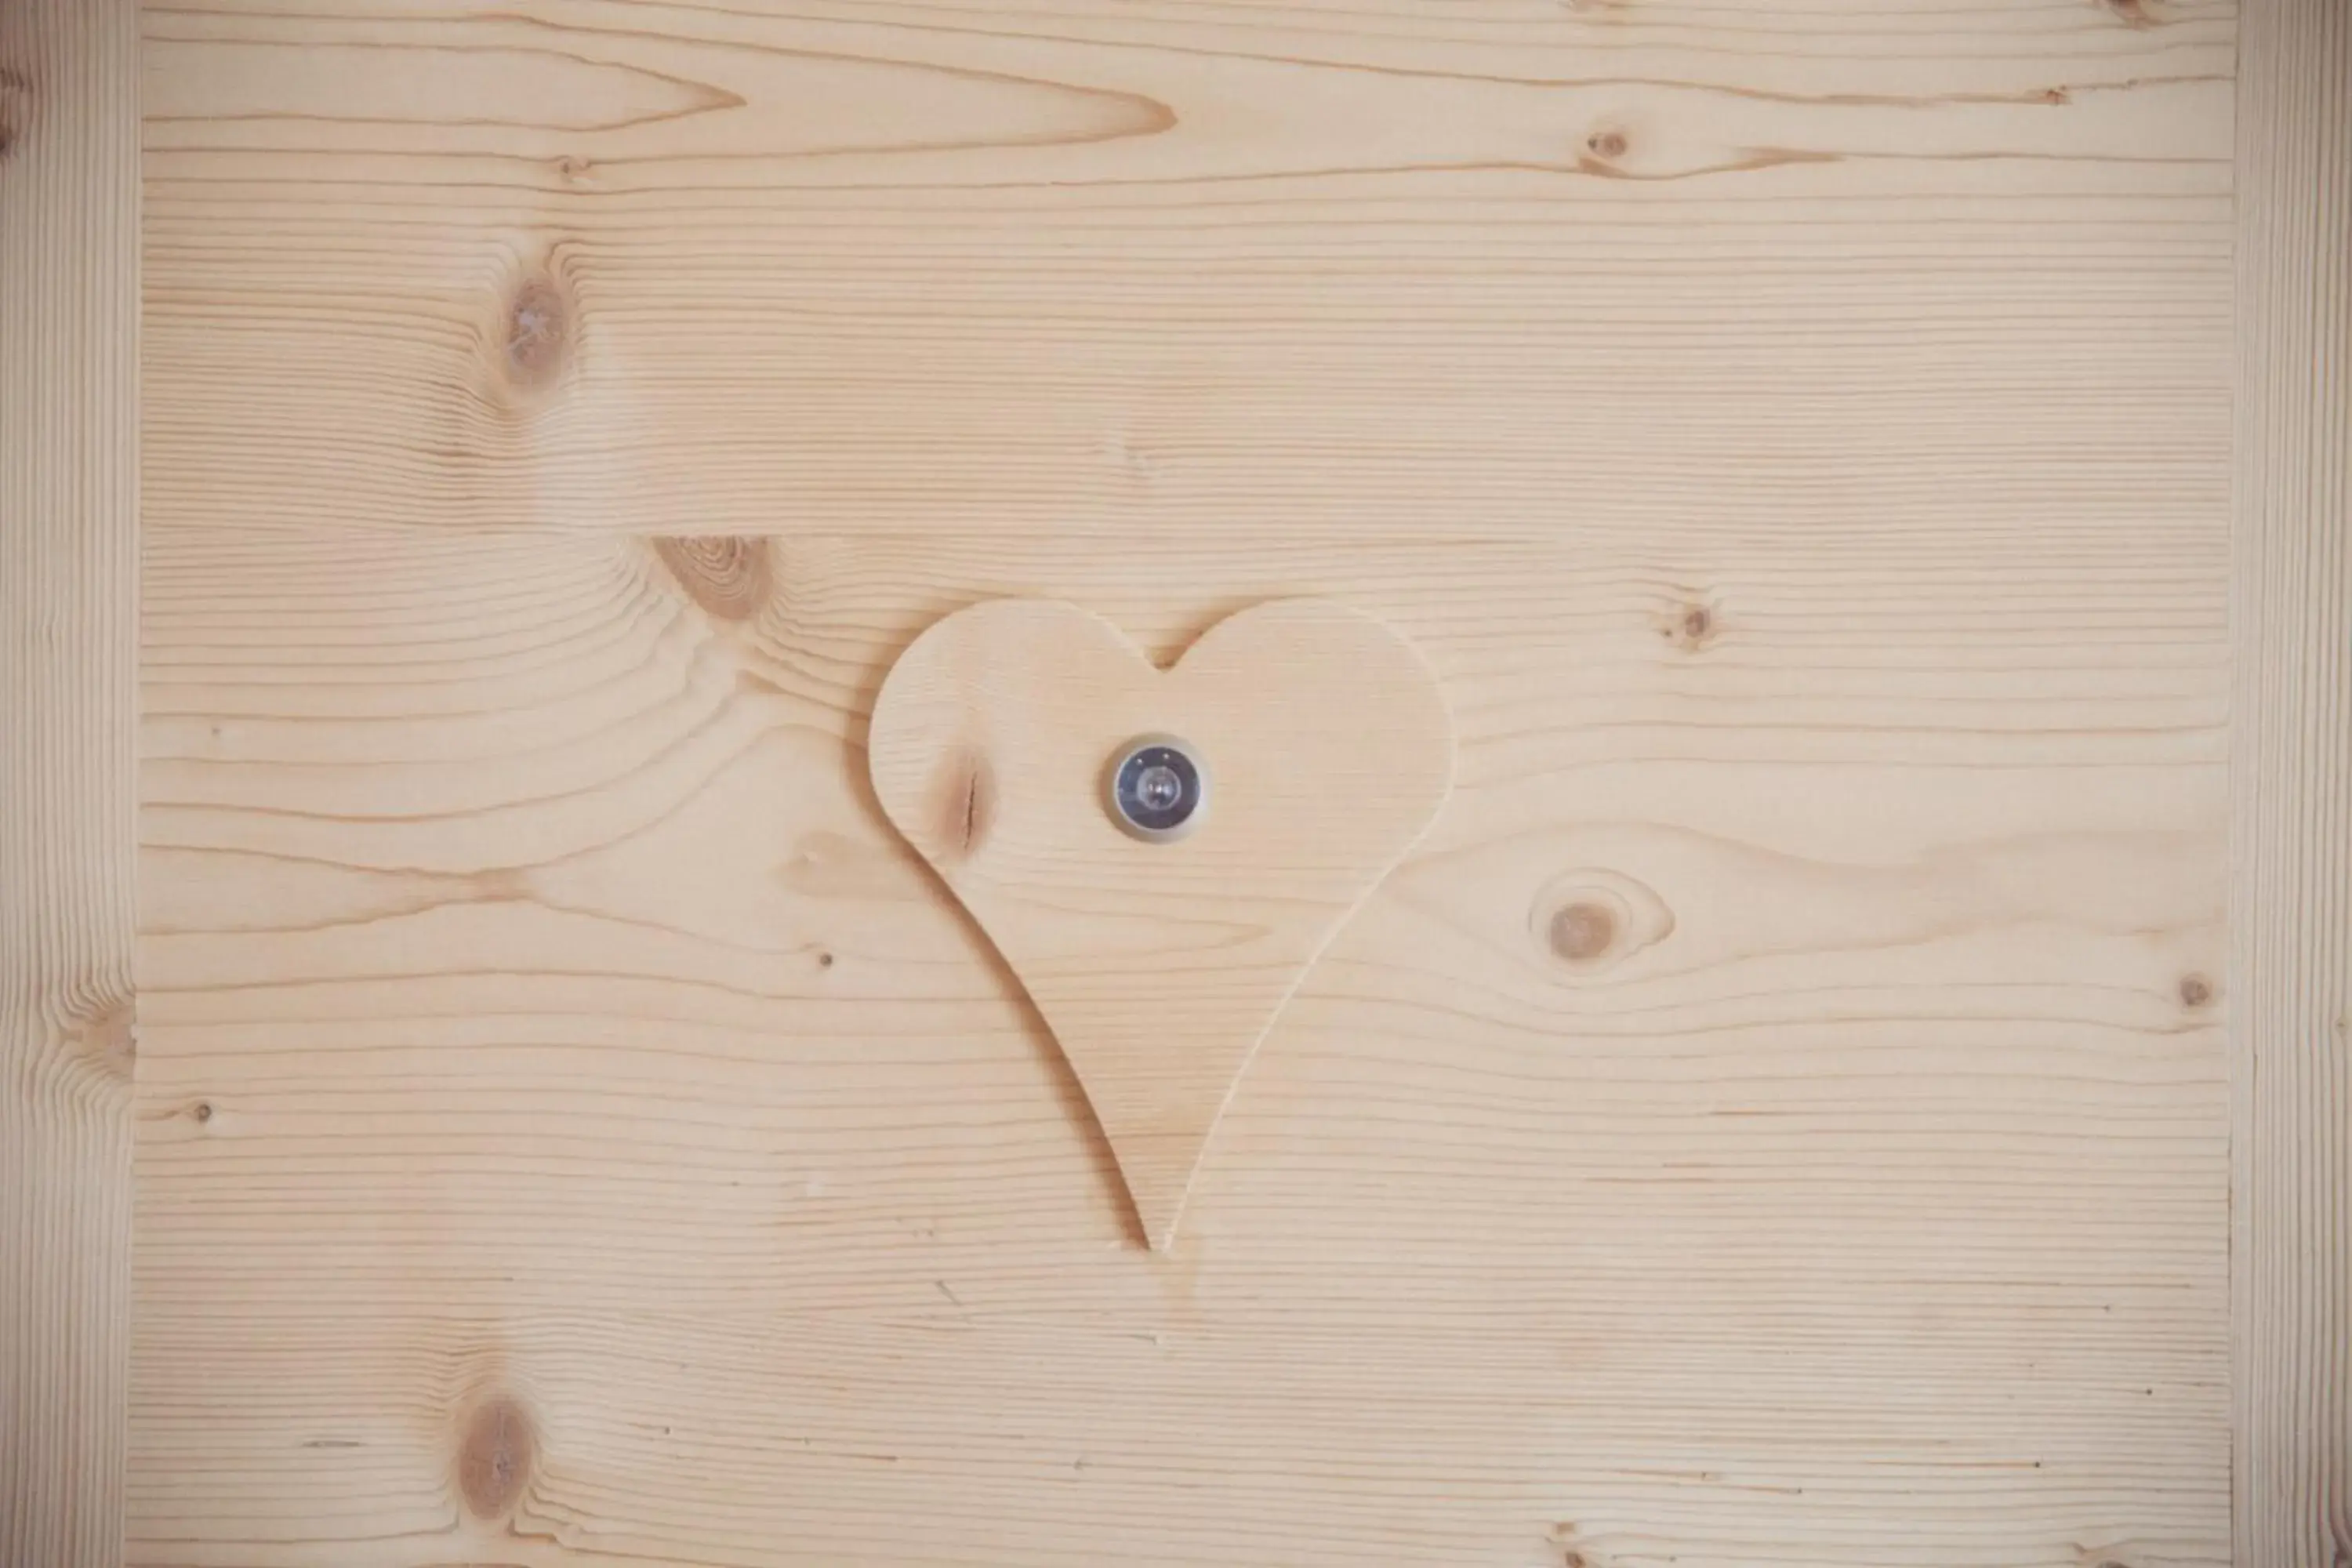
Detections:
1106,735,1208,843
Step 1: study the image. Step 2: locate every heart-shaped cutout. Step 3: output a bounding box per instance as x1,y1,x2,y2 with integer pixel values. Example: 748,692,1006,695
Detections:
867,599,1454,1249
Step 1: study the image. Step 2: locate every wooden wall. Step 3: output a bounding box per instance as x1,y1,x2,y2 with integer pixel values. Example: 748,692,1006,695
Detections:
1,0,2343,1562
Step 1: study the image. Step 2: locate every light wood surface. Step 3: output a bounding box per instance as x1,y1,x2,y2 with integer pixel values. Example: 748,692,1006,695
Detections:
125,0,2254,1563
869,597,1454,1249
2231,0,2351,1560
0,2,140,1565
139,524,2230,1566
140,0,2236,546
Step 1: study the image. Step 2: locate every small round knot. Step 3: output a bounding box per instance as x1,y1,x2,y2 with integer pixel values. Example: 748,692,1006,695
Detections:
503,276,571,387
1549,902,1619,964
1530,869,1674,977
1664,596,1722,650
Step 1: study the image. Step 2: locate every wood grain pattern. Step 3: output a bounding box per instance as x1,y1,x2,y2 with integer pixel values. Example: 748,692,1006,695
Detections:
1,2,139,1564
132,1,2241,1563
137,522,2231,1567
868,597,1454,1248
141,0,2235,543
2231,1,2351,1560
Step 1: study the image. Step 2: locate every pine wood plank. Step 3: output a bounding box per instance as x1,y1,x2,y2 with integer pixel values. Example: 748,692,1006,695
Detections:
132,1,2242,1562
2230,0,2351,1559
140,0,2235,541
0,2,140,1564
135,525,2230,1566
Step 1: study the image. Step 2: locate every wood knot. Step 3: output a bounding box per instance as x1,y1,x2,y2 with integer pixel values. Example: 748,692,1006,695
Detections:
191,1100,215,1125
653,535,774,622
500,272,572,389
0,66,31,164
457,1395,536,1520
1662,596,1721,651
931,746,996,862
1550,1522,1599,1568
2097,0,2157,25
1584,128,1628,161
1548,902,1618,963
66,996,135,1081
1531,870,1673,975
2177,973,2212,1009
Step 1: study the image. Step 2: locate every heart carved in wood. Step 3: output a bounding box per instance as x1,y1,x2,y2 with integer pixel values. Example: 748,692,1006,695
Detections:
867,598,1456,1250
